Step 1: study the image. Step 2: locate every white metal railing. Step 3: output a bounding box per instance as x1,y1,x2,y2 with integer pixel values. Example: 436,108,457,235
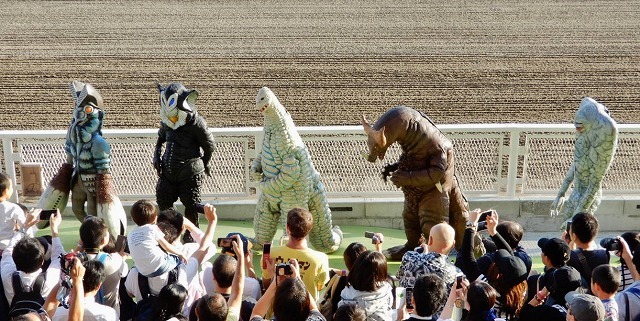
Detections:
1,124,639,204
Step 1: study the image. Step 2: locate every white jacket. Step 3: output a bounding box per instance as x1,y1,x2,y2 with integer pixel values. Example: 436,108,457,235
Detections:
338,282,393,321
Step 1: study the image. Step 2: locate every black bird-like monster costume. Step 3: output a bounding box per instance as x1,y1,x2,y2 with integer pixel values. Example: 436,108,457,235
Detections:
154,83,215,242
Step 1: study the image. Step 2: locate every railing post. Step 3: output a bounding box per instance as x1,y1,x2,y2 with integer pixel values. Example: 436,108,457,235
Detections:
505,128,521,197
2,137,19,203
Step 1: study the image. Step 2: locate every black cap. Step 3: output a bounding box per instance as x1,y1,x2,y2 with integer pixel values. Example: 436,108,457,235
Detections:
494,249,528,288
538,237,570,266
546,265,582,303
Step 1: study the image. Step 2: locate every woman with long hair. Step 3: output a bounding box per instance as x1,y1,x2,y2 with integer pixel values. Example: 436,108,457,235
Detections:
151,283,189,321
440,280,503,321
338,250,394,321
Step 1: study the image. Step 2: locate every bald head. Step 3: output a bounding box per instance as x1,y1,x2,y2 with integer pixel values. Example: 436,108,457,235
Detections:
428,223,456,254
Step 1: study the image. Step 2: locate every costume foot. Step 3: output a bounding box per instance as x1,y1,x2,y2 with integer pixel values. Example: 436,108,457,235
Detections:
383,245,413,261
182,231,195,244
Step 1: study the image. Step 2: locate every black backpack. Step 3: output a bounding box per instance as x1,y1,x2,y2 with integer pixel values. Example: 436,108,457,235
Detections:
132,266,180,321
8,271,47,318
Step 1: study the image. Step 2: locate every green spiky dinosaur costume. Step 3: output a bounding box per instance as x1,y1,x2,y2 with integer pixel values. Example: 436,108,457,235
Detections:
251,87,342,253
550,97,618,218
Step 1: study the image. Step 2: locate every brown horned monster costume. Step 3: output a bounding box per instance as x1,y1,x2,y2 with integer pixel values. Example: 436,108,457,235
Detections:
362,106,468,261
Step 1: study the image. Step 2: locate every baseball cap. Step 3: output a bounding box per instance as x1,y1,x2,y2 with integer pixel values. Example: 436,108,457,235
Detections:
546,265,582,302
494,249,528,288
538,237,570,266
565,292,605,321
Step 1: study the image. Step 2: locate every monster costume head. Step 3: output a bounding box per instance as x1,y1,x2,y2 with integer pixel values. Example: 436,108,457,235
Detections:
574,97,613,133
69,81,104,143
158,82,199,129
256,87,282,114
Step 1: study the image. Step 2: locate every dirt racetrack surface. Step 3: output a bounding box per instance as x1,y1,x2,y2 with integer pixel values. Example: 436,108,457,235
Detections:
1,0,639,130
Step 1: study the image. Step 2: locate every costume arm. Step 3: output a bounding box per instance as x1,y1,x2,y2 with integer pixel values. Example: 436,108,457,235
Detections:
251,150,264,181
154,126,167,175
91,137,111,174
390,148,447,188
551,163,574,216
195,117,216,176
574,129,617,213
259,149,301,193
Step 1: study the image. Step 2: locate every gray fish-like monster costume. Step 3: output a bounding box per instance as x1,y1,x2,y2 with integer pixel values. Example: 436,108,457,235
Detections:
251,87,343,253
550,97,618,218
38,81,127,238
155,83,215,242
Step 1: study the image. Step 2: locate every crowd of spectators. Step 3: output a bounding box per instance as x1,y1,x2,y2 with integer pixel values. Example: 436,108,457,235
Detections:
1,171,639,321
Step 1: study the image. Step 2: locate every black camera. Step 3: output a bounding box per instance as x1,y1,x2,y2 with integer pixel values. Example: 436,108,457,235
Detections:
194,203,206,214
60,252,88,275
218,233,250,257
276,263,293,276
456,275,465,289
600,237,622,252
476,210,492,231
364,231,382,244
405,287,414,310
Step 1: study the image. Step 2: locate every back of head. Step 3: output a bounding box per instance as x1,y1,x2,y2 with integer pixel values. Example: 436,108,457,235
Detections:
157,208,185,234
343,242,367,271
565,292,606,321
547,266,582,304
13,237,44,273
0,172,10,196
80,216,108,250
158,221,180,244
413,274,447,317
591,264,620,295
196,293,228,321
429,223,455,253
538,237,571,267
131,199,157,226
82,260,106,292
571,212,599,244
466,281,498,317
496,221,524,249
273,278,311,321
633,244,640,276
9,312,44,321
154,283,188,321
287,208,313,239
212,254,237,289
620,232,640,254
348,250,388,292
333,303,366,321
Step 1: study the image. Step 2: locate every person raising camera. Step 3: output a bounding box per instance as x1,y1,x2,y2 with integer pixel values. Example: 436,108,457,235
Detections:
1,209,64,318
251,258,323,321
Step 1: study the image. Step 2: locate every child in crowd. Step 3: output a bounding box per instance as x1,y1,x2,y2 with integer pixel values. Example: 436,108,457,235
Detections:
591,264,620,321
0,173,37,252
127,199,186,277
